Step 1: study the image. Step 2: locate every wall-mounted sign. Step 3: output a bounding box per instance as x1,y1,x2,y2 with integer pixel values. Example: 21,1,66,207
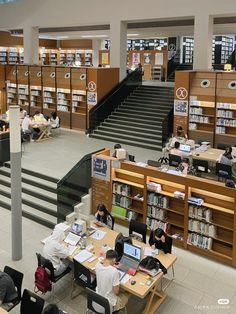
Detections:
50,72,55,79
200,79,210,88
87,92,97,105
143,53,151,64
228,81,236,89
24,71,29,77
64,73,70,79
174,100,188,116
92,155,110,181
176,87,188,100
155,53,163,65
37,71,42,77
80,73,86,80
132,52,140,65
88,81,96,92
101,52,109,65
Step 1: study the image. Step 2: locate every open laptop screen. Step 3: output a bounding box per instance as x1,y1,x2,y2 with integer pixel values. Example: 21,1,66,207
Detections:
179,144,191,153
123,243,141,261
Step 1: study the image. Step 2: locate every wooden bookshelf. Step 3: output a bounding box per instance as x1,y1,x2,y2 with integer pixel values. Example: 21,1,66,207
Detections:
92,150,236,267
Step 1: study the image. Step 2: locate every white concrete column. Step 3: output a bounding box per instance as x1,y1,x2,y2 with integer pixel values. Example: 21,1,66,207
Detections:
92,39,100,67
110,20,127,81
193,14,213,70
23,26,39,64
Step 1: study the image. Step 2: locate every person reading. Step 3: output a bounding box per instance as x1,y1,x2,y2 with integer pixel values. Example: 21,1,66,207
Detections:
149,228,172,254
94,203,113,229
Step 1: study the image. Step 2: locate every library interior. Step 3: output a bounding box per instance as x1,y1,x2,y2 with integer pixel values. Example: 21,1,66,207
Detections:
1,1,236,314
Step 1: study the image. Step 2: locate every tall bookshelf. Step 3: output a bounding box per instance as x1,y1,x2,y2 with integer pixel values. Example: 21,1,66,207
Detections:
0,47,8,64
182,37,194,64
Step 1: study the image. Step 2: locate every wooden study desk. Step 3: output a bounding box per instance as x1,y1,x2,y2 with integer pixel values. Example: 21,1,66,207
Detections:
31,122,51,142
0,308,8,314
192,147,236,163
66,225,177,314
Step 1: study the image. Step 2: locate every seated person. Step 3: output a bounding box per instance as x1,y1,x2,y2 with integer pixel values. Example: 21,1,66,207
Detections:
170,141,183,157
169,128,187,149
50,112,60,129
0,271,18,310
22,115,38,140
43,304,63,314
42,228,70,277
149,228,172,254
112,143,128,160
95,204,113,229
33,111,46,123
218,146,233,166
95,250,129,312
20,108,27,121
178,157,196,175
176,125,188,140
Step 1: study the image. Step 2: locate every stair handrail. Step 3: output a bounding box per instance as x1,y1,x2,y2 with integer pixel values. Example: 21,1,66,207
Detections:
88,69,142,133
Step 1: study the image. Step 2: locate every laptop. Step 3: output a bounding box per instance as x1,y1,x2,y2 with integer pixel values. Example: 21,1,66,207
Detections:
179,144,191,154
117,243,142,273
70,223,83,235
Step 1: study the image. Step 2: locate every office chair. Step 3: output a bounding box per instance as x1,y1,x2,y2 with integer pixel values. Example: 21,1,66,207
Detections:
71,259,96,299
3,266,24,311
36,253,71,283
128,154,135,162
215,163,232,181
129,219,147,243
217,143,228,150
192,159,209,174
20,289,44,314
168,154,182,167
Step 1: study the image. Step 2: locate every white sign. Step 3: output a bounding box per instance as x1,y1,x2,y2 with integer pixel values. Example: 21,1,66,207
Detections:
88,81,96,91
174,100,188,116
176,87,188,100
92,155,110,181
155,53,163,65
87,92,97,105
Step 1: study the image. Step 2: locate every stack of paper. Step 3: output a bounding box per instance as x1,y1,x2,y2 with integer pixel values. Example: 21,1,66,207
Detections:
74,250,93,263
90,230,106,240
64,232,81,246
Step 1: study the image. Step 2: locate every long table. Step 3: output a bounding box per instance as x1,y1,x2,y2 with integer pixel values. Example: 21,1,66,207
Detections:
192,147,236,164
66,225,177,314
0,308,8,314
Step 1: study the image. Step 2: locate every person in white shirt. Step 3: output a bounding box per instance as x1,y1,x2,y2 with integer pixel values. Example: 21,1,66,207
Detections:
95,250,128,312
21,115,38,140
50,112,60,129
20,108,27,120
42,228,70,277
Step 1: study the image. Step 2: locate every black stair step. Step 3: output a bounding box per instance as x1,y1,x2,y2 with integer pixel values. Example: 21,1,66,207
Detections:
108,115,162,125
57,186,85,202
93,130,162,145
116,108,165,118
112,111,163,122
97,126,162,139
121,104,171,113
125,98,173,106
106,117,162,130
130,94,174,101
138,86,174,92
122,101,172,111
0,169,57,193
57,194,81,207
101,122,162,135
0,188,57,218
4,162,59,184
90,134,162,151
0,178,57,205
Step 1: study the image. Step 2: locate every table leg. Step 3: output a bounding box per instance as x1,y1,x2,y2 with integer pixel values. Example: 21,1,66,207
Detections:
142,282,167,314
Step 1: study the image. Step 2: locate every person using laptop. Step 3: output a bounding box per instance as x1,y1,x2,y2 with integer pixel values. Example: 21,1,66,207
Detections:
94,203,114,229
170,141,183,157
178,157,196,176
149,228,172,254
95,250,129,312
0,271,18,310
169,127,187,149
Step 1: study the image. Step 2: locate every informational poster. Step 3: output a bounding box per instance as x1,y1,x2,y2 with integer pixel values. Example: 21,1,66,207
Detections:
174,100,188,116
87,92,97,105
155,53,163,65
132,52,140,65
92,155,111,181
143,53,151,64
101,52,109,65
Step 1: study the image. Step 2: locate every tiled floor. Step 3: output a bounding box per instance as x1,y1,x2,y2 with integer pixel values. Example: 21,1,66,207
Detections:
1,131,236,314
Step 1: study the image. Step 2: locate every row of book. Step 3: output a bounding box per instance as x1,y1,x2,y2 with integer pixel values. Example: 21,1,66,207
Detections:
112,194,132,209
147,192,169,208
146,217,168,231
188,233,213,250
189,107,203,115
147,206,166,220
217,110,234,118
189,115,210,124
188,205,212,222
188,219,217,237
217,118,236,127
113,183,131,196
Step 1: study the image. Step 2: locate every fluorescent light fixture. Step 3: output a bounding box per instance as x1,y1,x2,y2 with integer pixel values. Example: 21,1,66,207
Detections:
81,34,107,38
127,34,140,36
56,36,69,39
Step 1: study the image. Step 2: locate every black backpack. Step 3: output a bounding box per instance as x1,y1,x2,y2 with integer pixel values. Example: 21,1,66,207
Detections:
115,233,132,262
139,256,167,274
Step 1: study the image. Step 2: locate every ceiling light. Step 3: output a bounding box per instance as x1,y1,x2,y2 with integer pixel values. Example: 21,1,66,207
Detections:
127,34,140,36
81,35,108,38
56,36,69,39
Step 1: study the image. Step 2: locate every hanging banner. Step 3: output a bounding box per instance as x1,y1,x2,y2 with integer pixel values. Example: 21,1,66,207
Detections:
101,52,109,65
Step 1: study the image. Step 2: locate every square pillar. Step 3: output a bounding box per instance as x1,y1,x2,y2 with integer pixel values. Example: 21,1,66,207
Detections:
193,14,213,70
110,20,127,81
23,26,39,65
92,39,100,67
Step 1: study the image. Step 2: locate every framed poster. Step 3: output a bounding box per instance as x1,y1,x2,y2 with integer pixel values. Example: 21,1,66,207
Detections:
143,53,151,64
102,52,109,65
92,156,111,181
155,53,163,65
174,100,188,116
87,92,97,105
132,52,140,65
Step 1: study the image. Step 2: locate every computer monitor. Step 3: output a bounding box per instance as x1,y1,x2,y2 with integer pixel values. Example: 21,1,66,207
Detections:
179,144,191,153
123,243,141,261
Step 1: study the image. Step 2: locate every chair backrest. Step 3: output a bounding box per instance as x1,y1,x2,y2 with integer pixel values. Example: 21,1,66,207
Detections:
36,253,55,281
147,160,161,167
86,288,111,314
20,289,45,314
216,162,232,179
128,155,135,162
129,219,147,243
73,259,93,288
4,265,24,301
217,143,228,150
168,154,182,167
192,159,209,173
108,213,115,230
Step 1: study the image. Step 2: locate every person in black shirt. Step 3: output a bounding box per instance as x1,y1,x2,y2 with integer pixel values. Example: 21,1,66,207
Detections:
95,204,113,229
149,228,172,254
0,271,17,310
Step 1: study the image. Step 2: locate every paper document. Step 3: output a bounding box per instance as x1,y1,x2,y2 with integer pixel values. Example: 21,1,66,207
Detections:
68,245,77,256
121,274,131,284
64,232,81,246
74,250,93,263
90,229,107,240
144,247,159,256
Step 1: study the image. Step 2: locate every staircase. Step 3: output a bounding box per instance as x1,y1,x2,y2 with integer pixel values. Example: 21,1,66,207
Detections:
90,85,174,151
0,163,59,229
167,63,193,82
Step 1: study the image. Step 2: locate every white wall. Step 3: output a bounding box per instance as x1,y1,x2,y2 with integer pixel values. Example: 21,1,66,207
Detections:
1,0,236,29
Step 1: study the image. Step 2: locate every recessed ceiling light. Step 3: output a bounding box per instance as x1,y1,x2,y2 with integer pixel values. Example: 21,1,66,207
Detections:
81,35,108,38
127,34,140,36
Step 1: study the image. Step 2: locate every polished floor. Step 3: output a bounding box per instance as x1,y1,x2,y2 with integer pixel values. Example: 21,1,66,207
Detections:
1,130,236,314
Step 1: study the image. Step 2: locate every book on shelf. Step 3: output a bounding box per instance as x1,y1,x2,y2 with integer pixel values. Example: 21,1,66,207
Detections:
188,219,217,237
147,206,166,220
113,182,131,196
146,217,168,232
188,197,204,206
112,194,132,208
147,192,169,208
187,233,213,250
188,205,212,222
147,182,162,193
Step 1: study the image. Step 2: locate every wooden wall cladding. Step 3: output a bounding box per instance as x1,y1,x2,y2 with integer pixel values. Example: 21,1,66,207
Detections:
96,68,119,102
189,72,216,101
56,67,71,89
0,65,5,89
216,72,236,103
5,65,17,82
29,66,42,86
59,39,92,49
57,111,70,128
42,67,56,87
71,112,86,131
17,65,29,84
91,177,112,215
71,68,87,90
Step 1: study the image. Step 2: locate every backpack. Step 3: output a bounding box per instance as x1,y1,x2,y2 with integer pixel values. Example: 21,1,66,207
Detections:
34,266,52,293
139,256,167,274
115,233,132,262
